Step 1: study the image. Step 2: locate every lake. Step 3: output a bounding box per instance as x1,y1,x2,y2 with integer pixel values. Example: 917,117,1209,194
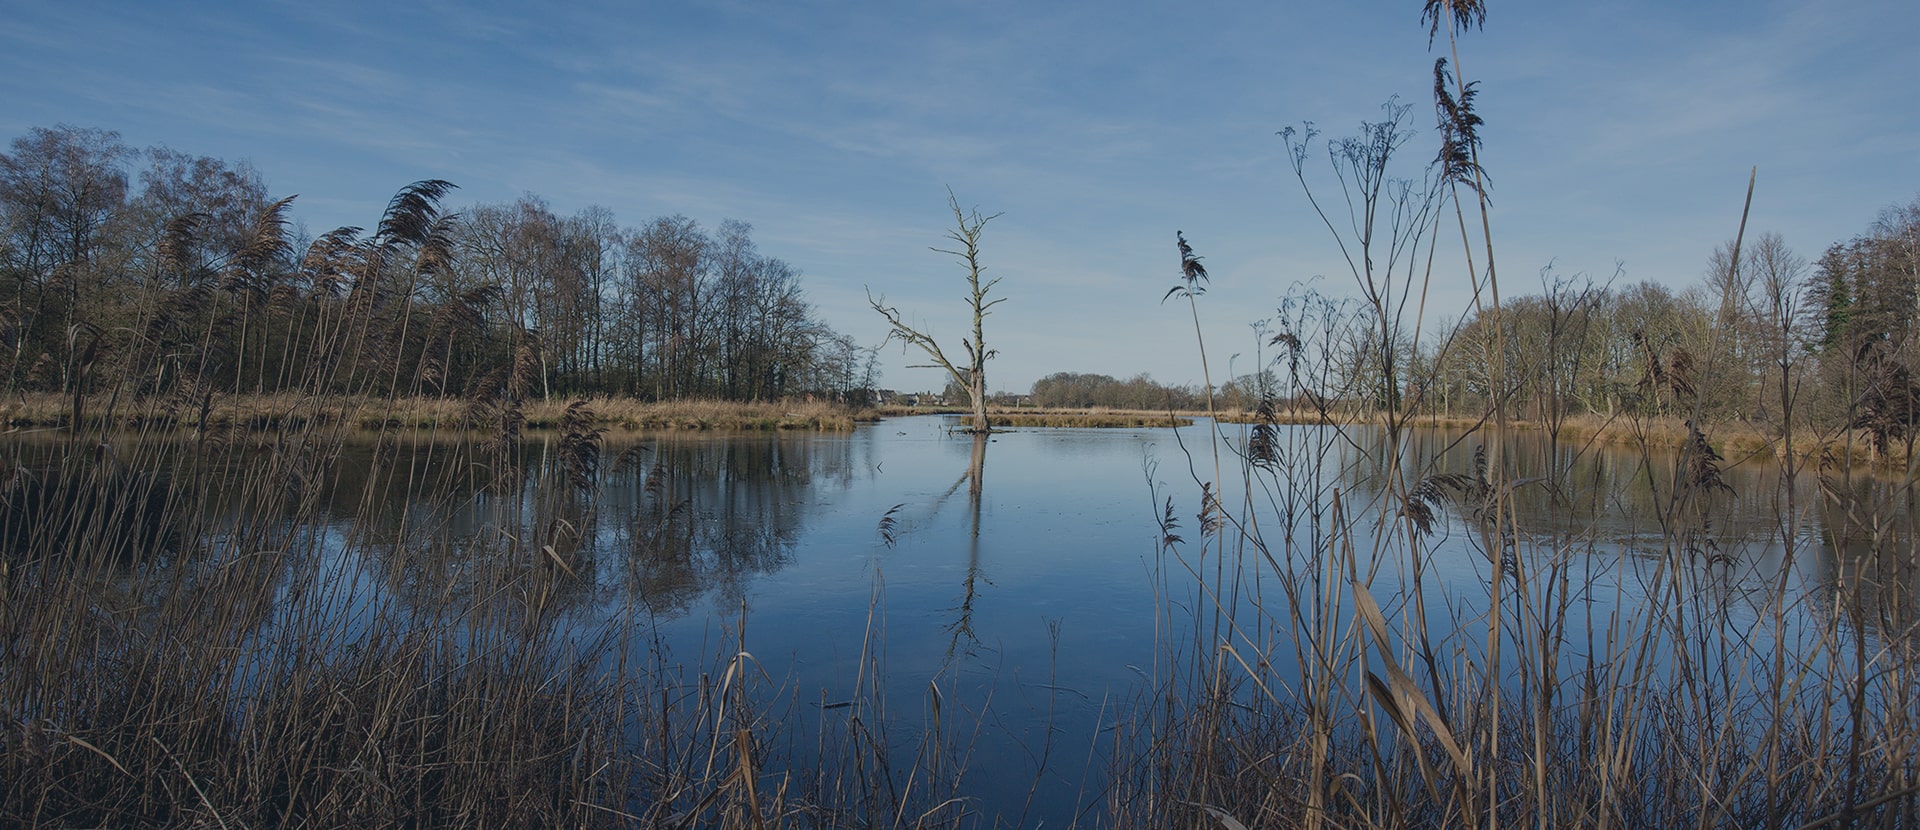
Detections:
299,416,1903,823
6,414,1911,826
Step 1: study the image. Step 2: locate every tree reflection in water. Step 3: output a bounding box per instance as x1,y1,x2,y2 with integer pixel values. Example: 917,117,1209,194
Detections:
331,432,851,628
948,432,988,659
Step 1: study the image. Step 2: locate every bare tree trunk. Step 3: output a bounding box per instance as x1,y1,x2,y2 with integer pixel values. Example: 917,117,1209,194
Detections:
868,191,1005,434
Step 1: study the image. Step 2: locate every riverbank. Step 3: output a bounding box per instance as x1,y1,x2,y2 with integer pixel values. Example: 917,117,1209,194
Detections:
877,406,1196,428
0,394,877,433
3,393,1903,467
1206,406,1908,470
2,396,1199,434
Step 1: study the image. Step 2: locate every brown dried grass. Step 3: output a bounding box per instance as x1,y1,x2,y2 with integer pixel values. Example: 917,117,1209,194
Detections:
0,393,874,434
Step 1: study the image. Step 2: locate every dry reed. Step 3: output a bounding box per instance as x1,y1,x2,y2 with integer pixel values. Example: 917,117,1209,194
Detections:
0,393,873,434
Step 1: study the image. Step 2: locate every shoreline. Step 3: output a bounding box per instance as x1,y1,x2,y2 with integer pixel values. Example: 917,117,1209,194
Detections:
0,394,875,434
1,394,1906,469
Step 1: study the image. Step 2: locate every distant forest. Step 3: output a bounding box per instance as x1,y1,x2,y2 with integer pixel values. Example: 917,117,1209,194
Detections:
0,125,876,405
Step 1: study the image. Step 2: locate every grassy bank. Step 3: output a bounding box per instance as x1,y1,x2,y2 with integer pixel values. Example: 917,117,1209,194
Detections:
879,405,1198,428
989,412,1193,428
1209,406,1912,470
0,393,875,433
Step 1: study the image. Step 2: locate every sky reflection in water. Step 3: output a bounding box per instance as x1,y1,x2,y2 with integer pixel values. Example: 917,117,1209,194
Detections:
294,415,1910,823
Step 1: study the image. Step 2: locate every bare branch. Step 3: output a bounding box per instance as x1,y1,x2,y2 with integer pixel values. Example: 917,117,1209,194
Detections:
867,189,1005,432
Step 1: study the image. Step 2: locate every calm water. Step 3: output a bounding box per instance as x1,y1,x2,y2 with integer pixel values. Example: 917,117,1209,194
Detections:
32,415,1913,824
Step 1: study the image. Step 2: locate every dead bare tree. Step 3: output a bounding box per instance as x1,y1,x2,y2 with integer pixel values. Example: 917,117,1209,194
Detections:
868,191,1004,434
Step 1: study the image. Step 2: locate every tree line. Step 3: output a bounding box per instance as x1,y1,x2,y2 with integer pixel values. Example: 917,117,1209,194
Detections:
1269,192,1920,452
1026,371,1208,410
0,124,875,406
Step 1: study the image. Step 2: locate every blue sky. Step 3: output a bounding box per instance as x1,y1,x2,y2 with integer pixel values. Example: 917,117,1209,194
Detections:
3,0,1915,393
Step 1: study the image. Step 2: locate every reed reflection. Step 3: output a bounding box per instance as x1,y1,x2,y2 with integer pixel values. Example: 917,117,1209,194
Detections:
1334,428,1920,622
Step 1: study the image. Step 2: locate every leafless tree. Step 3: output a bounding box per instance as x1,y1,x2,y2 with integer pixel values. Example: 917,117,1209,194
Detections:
869,192,1004,434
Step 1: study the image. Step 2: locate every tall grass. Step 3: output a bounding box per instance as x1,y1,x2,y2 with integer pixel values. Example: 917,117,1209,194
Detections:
0,401,980,827
8,33,1920,826
1119,396,1920,826
1114,13,1920,825
0,181,967,828
0,393,873,433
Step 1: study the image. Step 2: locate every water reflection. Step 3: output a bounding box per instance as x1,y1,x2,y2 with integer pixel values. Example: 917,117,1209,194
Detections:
311,432,861,628
1816,467,1920,643
10,419,1920,825
1324,425,1920,646
13,422,1916,648
949,433,988,657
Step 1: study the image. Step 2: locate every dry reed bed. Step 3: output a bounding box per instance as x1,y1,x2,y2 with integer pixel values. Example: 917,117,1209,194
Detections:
1214,407,1914,471
0,394,873,434
0,413,964,828
1111,138,1920,822
1102,399,1920,828
5,397,1918,826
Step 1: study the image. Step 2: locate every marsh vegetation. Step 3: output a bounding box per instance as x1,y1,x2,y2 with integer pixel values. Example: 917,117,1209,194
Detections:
5,2,1920,828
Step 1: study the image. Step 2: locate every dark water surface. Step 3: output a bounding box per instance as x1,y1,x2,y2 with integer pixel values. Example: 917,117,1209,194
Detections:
319,415,1184,824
